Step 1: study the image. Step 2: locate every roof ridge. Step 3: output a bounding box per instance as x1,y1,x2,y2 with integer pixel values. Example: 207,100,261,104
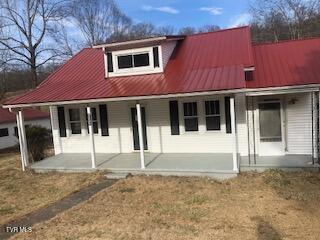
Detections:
253,36,320,46
186,26,250,38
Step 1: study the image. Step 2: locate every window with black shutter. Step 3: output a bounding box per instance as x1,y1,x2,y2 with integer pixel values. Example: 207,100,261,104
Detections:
107,53,113,72
57,106,67,137
153,47,160,68
225,97,232,133
205,100,221,130
183,102,198,131
99,105,109,136
169,101,180,135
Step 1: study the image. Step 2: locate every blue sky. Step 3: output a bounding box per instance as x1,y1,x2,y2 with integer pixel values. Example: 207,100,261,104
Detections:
116,0,252,29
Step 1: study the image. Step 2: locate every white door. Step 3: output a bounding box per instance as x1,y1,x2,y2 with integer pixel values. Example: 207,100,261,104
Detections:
258,101,285,156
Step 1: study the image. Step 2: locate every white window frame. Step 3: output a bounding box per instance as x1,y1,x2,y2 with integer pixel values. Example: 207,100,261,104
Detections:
68,108,82,135
108,46,163,77
204,100,221,131
86,106,100,135
182,101,199,132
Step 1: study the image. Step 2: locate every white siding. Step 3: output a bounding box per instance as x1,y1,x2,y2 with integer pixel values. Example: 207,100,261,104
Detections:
286,93,313,154
161,41,177,69
0,118,51,150
51,95,246,154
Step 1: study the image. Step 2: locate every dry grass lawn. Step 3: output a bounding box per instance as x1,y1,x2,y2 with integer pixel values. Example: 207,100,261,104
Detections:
12,169,320,240
0,152,104,225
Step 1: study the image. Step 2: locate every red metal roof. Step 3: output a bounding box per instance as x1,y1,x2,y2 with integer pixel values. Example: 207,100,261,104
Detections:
0,108,49,124
4,26,320,107
4,26,252,106
247,38,320,88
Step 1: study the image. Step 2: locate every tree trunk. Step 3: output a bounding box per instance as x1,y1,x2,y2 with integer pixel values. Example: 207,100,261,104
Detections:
30,52,38,88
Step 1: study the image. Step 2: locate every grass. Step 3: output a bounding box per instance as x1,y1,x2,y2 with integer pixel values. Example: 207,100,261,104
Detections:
0,151,104,225
11,169,320,240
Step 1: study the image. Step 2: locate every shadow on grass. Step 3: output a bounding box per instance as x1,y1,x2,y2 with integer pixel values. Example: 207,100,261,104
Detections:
251,216,282,240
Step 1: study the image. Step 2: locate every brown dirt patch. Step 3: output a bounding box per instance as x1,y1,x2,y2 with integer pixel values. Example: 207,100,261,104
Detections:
11,170,320,240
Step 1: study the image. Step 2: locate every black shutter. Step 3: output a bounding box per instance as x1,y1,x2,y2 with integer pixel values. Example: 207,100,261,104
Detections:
225,97,232,133
107,53,113,72
57,106,66,137
99,104,109,136
169,101,180,135
153,47,160,68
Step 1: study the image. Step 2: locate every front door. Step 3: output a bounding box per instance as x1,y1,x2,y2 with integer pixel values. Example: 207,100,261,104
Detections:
131,107,148,150
258,101,285,156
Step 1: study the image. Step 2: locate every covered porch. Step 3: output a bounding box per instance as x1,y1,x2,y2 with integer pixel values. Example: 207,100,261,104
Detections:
30,153,236,178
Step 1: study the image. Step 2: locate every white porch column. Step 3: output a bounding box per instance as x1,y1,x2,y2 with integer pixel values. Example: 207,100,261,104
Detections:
230,97,239,172
136,103,145,169
86,107,96,168
18,110,29,167
15,112,25,171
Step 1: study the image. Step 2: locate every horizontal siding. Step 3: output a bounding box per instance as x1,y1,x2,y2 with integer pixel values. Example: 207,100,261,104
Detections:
286,93,313,154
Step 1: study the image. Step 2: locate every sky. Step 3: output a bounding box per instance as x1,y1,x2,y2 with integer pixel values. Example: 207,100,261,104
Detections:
116,0,252,30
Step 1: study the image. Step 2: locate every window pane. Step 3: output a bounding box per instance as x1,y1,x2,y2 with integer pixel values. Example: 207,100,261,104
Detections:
0,128,9,137
118,55,133,69
206,116,221,130
205,100,220,115
185,118,198,131
71,122,81,134
69,109,80,121
183,102,197,116
259,102,282,141
134,53,149,67
93,122,98,134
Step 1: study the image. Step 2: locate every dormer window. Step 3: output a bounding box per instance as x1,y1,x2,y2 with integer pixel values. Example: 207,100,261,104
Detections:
106,46,164,77
118,53,150,69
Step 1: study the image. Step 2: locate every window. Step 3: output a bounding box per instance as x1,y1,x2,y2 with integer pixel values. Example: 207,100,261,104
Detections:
245,71,254,81
117,53,149,69
69,108,81,134
86,107,99,134
0,128,9,137
183,102,198,131
205,100,221,130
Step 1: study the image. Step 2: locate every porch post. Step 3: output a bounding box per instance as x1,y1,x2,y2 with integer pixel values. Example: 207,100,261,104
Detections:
86,107,96,168
230,97,239,172
18,110,29,167
15,112,25,171
136,103,145,169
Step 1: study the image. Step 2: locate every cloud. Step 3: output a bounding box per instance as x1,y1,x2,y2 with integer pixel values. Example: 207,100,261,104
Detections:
229,13,251,28
141,5,179,14
199,7,223,15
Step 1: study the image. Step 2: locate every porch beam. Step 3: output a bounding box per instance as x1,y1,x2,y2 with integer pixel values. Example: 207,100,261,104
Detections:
136,103,145,169
15,112,26,171
18,110,29,167
86,107,96,168
230,98,239,172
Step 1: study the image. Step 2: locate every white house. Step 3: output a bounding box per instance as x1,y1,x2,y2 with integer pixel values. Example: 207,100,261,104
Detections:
3,26,320,178
0,108,50,150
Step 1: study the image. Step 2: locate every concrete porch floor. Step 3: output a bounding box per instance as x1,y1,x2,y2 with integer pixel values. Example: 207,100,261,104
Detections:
240,154,320,171
30,153,236,178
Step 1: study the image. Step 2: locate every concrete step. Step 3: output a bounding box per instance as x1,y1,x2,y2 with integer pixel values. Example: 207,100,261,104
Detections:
105,172,129,179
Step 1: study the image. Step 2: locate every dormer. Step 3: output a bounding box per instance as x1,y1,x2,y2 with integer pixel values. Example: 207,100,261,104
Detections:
93,36,184,78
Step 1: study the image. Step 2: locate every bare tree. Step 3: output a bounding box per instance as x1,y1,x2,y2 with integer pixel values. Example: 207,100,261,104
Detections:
198,24,220,33
0,0,68,88
178,27,197,35
250,0,320,42
69,0,132,46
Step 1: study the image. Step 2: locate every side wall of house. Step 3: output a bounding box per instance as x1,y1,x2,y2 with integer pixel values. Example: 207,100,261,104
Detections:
246,92,314,156
0,118,51,150
50,94,248,154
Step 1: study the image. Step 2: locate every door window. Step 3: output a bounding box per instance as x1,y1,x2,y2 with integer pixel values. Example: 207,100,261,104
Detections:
259,102,282,142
